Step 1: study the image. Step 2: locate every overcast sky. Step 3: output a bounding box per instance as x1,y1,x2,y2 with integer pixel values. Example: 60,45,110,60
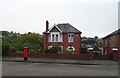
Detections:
0,0,119,38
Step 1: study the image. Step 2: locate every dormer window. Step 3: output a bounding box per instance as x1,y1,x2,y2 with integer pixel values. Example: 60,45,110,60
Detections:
68,34,74,42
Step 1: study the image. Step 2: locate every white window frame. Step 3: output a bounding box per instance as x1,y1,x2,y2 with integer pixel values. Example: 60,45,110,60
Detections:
55,34,58,42
68,33,74,42
52,34,55,42
49,32,63,42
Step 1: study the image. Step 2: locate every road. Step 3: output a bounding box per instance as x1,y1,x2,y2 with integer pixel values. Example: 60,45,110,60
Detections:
2,61,118,76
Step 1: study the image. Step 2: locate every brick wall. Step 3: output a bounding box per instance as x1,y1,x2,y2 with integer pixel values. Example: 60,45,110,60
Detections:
113,51,120,61
44,34,48,51
8,52,92,60
93,54,110,60
118,34,120,53
8,51,120,61
7,51,110,60
103,34,120,54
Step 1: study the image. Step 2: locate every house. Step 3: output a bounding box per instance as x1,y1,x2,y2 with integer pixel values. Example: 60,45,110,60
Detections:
43,21,82,54
0,34,3,38
81,37,103,48
102,29,120,55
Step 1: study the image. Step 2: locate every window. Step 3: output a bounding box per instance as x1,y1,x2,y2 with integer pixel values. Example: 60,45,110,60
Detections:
52,34,54,42
51,34,59,42
49,32,62,42
68,34,74,42
56,34,58,42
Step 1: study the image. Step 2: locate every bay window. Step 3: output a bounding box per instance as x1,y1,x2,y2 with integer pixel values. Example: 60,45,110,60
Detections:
49,32,62,42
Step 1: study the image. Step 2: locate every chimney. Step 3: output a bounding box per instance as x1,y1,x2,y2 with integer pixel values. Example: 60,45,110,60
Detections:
46,20,49,31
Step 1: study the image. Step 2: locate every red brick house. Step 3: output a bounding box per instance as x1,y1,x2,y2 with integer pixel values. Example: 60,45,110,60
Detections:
102,29,120,54
43,21,82,54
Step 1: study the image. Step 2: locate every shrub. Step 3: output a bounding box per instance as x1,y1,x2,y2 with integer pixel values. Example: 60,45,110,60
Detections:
10,46,17,52
80,47,89,54
2,32,44,54
2,44,10,56
37,48,43,53
34,49,37,53
29,49,34,53
44,46,61,54
67,50,73,54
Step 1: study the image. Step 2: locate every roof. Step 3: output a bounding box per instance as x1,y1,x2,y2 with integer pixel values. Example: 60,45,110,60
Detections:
93,47,101,51
43,23,82,34
56,23,81,33
102,29,120,39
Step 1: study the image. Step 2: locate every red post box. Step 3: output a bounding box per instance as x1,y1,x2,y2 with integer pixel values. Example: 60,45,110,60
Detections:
24,47,28,60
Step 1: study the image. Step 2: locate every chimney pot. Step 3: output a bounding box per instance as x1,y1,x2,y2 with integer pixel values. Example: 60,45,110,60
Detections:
46,20,49,31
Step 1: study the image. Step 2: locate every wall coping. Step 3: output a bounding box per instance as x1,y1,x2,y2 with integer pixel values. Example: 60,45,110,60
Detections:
112,48,118,51
88,48,93,50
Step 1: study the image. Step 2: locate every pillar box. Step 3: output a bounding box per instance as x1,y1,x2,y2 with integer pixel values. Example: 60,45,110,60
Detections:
24,47,28,60
88,48,93,60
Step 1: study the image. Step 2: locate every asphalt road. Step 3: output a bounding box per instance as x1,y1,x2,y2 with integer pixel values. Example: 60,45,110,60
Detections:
2,61,118,76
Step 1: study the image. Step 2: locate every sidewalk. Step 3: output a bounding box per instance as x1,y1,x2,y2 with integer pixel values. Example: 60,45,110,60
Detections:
2,57,118,65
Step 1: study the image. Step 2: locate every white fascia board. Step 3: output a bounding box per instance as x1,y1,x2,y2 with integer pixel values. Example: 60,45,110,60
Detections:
47,25,55,33
47,25,62,33
55,26,63,33
88,48,93,50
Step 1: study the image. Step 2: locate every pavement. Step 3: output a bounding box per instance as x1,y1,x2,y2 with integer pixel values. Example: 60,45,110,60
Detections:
2,57,118,65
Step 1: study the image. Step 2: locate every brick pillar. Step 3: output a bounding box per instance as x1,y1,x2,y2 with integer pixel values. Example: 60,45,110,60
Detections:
88,48,93,60
112,48,119,61
44,34,48,51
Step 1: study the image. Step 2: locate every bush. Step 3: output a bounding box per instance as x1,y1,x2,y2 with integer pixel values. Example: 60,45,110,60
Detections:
10,46,17,52
44,48,58,54
44,46,61,54
80,47,89,54
67,50,73,54
29,48,43,53
2,44,10,56
29,49,36,53
37,48,43,53
2,32,44,54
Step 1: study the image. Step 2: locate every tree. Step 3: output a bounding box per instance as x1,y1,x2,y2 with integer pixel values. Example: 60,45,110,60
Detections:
2,31,44,56
2,37,11,56
82,39,96,45
19,33,44,51
2,31,9,37
95,36,98,39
